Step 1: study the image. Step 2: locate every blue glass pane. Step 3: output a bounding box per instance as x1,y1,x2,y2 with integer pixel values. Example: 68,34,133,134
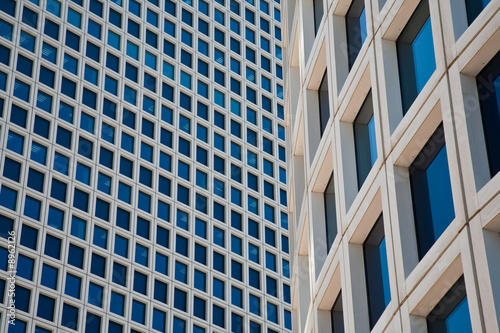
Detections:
426,146,455,235
446,297,472,332
413,18,435,92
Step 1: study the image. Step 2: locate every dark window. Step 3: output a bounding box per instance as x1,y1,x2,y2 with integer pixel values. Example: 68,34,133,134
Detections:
68,244,85,269
317,72,330,136
23,7,38,28
354,91,377,189
37,295,56,321
346,0,367,69
20,225,38,250
410,124,455,259
44,234,62,259
174,288,187,311
464,0,491,25
112,262,127,286
331,292,345,332
427,276,472,333
397,0,436,114
3,157,21,182
61,303,79,330
363,215,391,329
91,253,106,278
476,51,500,178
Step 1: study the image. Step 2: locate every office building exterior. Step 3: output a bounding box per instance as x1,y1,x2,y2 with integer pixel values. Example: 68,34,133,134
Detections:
284,0,500,332
0,0,291,332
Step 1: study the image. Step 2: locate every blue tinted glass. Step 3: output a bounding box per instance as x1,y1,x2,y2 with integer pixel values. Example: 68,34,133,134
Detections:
465,0,491,25
155,253,168,275
17,254,34,280
397,1,435,114
194,269,206,291
426,146,454,235
65,273,81,299
71,216,86,240
174,288,187,311
75,163,90,185
88,282,103,307
41,264,58,289
413,18,435,92
444,297,472,332
131,300,145,324
411,126,454,258
364,216,390,328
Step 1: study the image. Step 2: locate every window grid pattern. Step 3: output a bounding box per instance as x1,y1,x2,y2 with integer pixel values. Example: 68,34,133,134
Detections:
0,0,290,332
286,0,500,332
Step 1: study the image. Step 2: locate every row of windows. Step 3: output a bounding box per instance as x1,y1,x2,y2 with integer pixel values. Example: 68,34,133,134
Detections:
1,312,291,333
313,0,491,120
0,0,284,72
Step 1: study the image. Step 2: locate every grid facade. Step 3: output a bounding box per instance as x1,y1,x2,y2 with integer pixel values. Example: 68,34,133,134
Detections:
0,0,291,332
284,0,500,332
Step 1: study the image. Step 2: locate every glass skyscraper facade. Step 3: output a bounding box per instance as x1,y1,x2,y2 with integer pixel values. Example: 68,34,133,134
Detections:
0,0,291,332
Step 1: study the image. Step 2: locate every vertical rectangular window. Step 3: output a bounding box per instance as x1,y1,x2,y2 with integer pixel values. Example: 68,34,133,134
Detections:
476,51,500,178
410,124,455,259
353,91,377,189
324,173,337,250
397,0,436,114
331,291,344,332
346,0,367,69
318,71,330,136
363,215,391,329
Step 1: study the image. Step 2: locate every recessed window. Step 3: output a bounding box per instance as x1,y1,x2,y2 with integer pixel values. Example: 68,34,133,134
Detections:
476,51,500,179
331,292,345,331
353,91,377,189
426,276,472,332
410,124,455,259
363,215,391,329
324,173,337,250
397,0,436,114
346,0,367,69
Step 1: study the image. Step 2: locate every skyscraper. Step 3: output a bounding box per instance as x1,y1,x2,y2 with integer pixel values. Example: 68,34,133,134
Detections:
284,0,500,331
0,0,291,332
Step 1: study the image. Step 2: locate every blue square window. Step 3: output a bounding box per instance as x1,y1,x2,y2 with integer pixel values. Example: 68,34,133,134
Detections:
37,295,55,321
17,254,35,280
24,196,41,220
65,273,81,299
41,264,58,289
174,288,187,312
88,282,103,307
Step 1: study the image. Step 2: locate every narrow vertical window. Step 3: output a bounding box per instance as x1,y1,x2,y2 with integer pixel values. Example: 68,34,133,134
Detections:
410,124,455,259
476,51,500,178
324,173,337,250
313,0,324,34
346,0,367,69
318,72,330,136
363,215,391,329
397,0,436,114
330,291,344,332
353,91,377,189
